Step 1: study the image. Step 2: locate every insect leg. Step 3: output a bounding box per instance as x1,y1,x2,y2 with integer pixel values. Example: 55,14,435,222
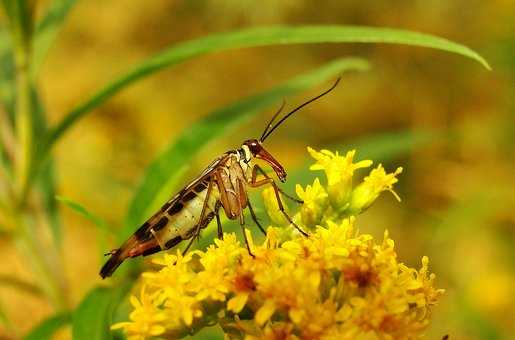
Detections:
215,201,223,240
249,165,308,237
247,199,266,236
252,164,303,204
237,179,255,257
214,171,237,219
181,177,215,256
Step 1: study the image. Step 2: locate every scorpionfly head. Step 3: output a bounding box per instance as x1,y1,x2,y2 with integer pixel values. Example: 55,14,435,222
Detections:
243,139,287,182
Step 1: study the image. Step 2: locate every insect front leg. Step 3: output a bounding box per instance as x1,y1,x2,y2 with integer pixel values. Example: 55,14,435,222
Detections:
252,164,303,204
249,165,308,237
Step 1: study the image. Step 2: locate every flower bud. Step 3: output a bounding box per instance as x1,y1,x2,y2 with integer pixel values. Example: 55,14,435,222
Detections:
295,178,328,227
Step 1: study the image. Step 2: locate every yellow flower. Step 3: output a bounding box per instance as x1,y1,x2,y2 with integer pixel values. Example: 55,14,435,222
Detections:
113,148,442,340
111,285,166,340
349,164,403,214
308,147,372,210
295,177,328,227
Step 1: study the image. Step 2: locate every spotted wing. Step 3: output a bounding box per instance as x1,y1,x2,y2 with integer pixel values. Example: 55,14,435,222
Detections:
131,153,229,243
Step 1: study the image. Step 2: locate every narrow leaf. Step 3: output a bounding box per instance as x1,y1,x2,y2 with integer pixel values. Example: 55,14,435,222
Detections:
46,25,489,150
72,283,132,340
56,195,112,233
24,312,71,340
72,287,113,340
121,57,368,241
39,161,62,245
32,0,78,74
31,88,64,247
0,28,15,114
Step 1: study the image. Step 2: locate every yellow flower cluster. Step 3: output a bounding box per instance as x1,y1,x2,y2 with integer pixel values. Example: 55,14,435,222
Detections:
112,149,442,339
264,148,403,230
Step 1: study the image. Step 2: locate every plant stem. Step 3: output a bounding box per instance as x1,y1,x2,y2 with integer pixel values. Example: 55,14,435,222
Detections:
1,0,68,311
11,1,34,205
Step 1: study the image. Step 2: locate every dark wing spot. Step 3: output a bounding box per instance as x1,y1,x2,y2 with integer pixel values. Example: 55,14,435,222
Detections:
168,202,183,215
154,216,168,231
182,191,197,202
165,236,183,249
142,245,162,256
134,222,150,241
161,201,172,211
193,181,207,193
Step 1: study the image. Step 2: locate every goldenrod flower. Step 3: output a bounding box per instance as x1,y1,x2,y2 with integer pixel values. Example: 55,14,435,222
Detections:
113,149,442,339
349,164,403,214
308,147,372,211
111,285,167,340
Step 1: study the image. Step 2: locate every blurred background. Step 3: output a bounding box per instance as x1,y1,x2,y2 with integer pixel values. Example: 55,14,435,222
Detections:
1,0,514,339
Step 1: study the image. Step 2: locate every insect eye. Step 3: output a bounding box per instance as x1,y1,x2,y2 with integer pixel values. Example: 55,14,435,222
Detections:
244,139,261,155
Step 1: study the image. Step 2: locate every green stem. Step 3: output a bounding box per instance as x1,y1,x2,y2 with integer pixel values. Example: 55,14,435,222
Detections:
1,1,68,312
13,20,33,205
2,0,35,205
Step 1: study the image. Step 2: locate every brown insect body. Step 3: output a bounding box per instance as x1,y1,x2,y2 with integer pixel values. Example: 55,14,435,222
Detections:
100,79,340,279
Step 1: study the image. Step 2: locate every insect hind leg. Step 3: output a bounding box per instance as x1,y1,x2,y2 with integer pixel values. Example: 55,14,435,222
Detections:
181,177,215,257
215,201,223,240
247,199,266,236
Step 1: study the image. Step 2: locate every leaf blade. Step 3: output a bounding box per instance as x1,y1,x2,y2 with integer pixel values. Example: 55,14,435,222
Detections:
31,0,78,74
121,57,369,241
72,283,132,340
46,25,489,149
56,195,112,233
72,287,113,340
24,312,71,340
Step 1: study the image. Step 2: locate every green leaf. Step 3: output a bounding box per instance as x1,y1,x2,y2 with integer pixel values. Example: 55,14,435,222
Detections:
73,287,113,340
32,0,78,74
0,27,15,114
31,88,64,247
39,161,62,245
24,312,71,340
56,195,112,233
45,25,489,150
73,284,132,340
121,57,369,241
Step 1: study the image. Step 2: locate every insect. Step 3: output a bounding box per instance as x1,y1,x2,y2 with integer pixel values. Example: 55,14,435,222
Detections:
100,78,341,278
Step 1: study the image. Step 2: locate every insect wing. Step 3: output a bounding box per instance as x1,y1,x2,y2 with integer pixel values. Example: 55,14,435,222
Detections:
132,154,228,242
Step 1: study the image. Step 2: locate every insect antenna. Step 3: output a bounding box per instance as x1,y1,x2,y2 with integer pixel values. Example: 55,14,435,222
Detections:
260,77,341,142
260,99,286,142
